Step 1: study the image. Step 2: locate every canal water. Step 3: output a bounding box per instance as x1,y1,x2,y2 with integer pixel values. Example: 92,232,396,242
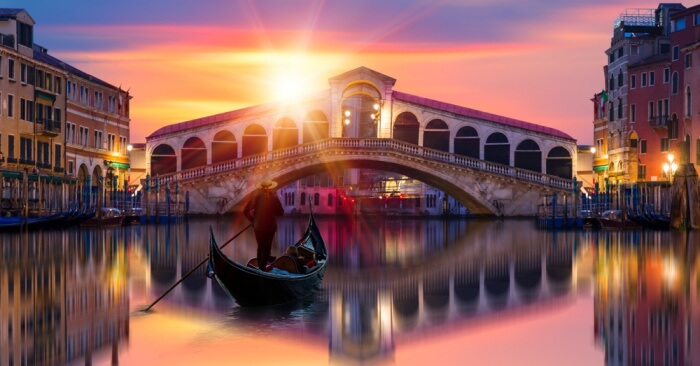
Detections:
1,215,697,365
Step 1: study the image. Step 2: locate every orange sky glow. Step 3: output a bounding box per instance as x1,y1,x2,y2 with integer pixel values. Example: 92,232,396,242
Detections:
9,1,673,144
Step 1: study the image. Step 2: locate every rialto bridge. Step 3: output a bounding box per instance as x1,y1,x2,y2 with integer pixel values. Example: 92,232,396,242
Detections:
144,67,578,217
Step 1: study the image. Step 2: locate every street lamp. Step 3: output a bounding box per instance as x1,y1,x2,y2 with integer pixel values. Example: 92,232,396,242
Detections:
662,153,678,183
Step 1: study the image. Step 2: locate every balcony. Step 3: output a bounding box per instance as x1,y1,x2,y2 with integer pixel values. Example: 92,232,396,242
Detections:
36,119,62,137
0,33,14,49
649,115,668,130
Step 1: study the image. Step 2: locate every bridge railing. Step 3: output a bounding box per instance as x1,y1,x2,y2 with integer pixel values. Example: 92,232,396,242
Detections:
152,138,573,191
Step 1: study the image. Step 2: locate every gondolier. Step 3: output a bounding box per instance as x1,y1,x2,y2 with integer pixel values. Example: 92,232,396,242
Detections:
244,179,284,271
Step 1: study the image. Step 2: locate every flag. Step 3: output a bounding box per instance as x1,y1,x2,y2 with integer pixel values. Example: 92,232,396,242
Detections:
600,89,608,112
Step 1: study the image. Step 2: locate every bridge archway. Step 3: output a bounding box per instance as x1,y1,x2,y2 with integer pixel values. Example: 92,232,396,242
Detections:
393,112,419,144
303,110,329,143
514,139,542,173
181,137,207,170
212,130,237,164
454,126,479,158
242,124,267,157
484,132,510,165
272,117,299,149
546,146,573,179
151,144,177,176
423,119,449,152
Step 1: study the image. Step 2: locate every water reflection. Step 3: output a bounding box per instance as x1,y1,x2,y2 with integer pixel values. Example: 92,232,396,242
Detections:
2,216,698,365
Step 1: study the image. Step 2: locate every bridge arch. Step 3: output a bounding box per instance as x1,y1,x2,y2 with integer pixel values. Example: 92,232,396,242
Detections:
242,124,268,157
454,126,480,158
484,132,510,166
151,144,177,176
546,146,573,179
423,119,450,152
393,112,419,144
303,110,329,143
212,130,237,164
514,139,542,173
181,136,207,170
272,117,299,150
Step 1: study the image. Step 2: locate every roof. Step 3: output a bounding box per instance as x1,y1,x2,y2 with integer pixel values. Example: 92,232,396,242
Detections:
32,45,117,90
0,8,24,18
392,91,574,140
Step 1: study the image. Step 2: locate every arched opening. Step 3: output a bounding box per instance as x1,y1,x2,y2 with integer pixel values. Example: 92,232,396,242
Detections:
181,137,207,170
151,144,177,176
514,139,541,172
342,95,380,138
303,110,329,143
393,112,419,144
546,146,572,179
423,119,449,152
628,130,638,149
272,117,299,150
454,126,479,158
242,124,267,157
484,132,510,165
212,130,237,164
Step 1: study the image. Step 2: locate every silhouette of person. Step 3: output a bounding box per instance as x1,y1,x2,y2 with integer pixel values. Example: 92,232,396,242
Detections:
244,179,284,271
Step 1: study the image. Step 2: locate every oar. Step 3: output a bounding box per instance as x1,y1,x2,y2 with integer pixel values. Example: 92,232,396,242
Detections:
141,224,252,312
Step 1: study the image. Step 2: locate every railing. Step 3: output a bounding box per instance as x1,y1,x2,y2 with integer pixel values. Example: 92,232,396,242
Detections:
153,138,574,191
36,119,62,134
649,115,668,128
0,33,14,48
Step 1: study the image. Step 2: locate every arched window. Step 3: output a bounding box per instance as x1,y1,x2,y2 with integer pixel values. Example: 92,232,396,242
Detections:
617,99,623,119
327,193,333,206
514,139,541,172
546,146,572,179
686,85,692,117
272,117,298,149
212,130,237,163
303,110,329,143
393,112,419,145
454,126,479,158
151,144,177,175
423,119,450,152
300,192,306,206
314,193,320,206
181,137,207,170
484,132,510,165
672,72,679,94
242,124,267,156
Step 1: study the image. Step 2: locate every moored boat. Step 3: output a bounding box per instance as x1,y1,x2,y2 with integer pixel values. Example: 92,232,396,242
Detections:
207,212,328,307
594,210,642,230
81,207,126,227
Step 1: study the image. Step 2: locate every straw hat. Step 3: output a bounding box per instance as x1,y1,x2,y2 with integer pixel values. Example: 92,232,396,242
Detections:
256,179,278,189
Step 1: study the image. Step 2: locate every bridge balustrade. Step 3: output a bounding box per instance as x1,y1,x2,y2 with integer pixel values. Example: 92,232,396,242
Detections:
152,138,573,191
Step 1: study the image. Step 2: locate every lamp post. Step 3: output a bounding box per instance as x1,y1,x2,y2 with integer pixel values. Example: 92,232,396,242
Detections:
662,153,678,184
342,109,351,137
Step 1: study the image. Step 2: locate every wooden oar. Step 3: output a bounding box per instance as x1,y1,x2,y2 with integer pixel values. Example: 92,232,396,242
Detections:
141,223,252,312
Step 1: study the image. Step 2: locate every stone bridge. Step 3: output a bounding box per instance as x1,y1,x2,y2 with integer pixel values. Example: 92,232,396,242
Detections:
154,138,574,216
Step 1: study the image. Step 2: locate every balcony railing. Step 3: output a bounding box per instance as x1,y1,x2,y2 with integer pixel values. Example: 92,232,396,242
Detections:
0,33,14,48
649,115,668,129
36,118,62,135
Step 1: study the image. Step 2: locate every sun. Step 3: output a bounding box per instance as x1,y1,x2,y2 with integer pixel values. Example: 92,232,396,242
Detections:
273,72,308,102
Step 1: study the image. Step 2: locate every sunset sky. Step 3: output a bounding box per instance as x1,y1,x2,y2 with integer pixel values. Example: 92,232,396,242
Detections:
5,0,675,144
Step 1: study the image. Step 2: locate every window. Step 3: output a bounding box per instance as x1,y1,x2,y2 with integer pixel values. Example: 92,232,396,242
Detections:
618,48,623,58
7,135,14,159
7,94,13,118
609,75,615,90
67,81,77,100
661,137,669,152
107,133,116,152
687,85,692,117
640,139,647,154
20,98,25,120
314,193,320,206
54,144,61,169
685,53,693,68
67,123,76,144
79,126,89,146
638,165,646,180
631,74,636,88
641,73,647,87
20,137,32,163
54,76,61,94
664,68,670,83
618,71,623,87
672,72,679,94
630,104,636,122
618,99,623,119
94,130,103,149
69,160,75,175
119,136,127,154
673,45,680,61
8,58,14,80
327,193,333,206
20,63,27,83
669,118,679,139
94,91,103,109
17,22,32,47
674,17,686,31
649,71,655,86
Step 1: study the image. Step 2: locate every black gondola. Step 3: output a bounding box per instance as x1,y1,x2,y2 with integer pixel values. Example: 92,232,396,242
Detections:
207,212,328,307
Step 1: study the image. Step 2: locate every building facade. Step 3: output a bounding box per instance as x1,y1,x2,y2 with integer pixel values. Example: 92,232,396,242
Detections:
0,8,131,214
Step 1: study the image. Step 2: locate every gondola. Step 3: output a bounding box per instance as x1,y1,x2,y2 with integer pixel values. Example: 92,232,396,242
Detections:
207,212,328,307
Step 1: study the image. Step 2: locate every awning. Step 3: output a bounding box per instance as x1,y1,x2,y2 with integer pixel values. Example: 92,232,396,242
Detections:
1,171,22,179
106,161,130,169
35,90,56,102
593,165,609,171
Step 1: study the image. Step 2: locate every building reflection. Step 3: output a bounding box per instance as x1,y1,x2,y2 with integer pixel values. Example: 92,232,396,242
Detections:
0,229,128,366
594,230,698,366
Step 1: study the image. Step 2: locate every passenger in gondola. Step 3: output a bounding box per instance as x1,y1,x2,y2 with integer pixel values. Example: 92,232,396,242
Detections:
284,246,306,273
244,179,284,271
